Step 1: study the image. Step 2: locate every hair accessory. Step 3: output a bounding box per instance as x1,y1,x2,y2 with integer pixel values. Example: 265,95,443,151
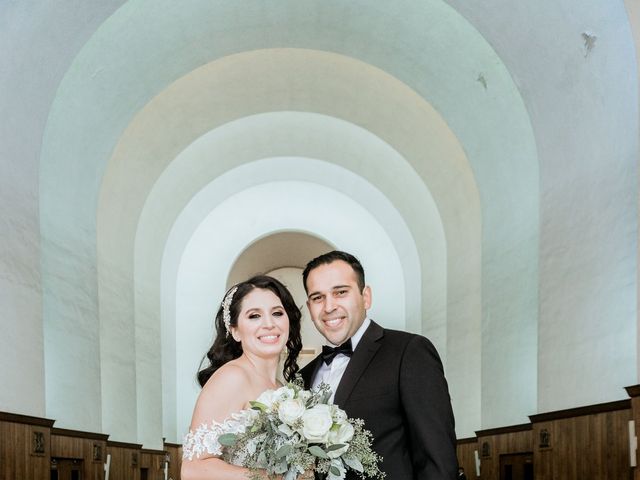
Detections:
222,286,238,336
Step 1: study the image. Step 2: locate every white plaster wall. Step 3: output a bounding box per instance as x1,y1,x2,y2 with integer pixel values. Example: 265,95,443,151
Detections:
623,0,640,385
448,0,638,414
0,0,122,420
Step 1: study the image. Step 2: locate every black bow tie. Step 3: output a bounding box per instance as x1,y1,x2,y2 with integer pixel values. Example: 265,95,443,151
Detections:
321,339,353,365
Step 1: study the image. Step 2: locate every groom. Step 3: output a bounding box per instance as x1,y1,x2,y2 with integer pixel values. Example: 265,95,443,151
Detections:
300,251,457,479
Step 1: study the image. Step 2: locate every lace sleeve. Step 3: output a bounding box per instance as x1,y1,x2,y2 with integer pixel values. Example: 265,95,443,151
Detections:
182,409,257,461
182,422,225,460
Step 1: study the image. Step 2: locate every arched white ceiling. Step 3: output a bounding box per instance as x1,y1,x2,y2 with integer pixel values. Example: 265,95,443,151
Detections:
93,56,483,442
39,0,541,442
227,233,335,287
28,0,637,448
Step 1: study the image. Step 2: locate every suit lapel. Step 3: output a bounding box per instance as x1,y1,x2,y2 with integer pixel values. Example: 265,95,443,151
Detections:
333,321,384,407
301,355,324,389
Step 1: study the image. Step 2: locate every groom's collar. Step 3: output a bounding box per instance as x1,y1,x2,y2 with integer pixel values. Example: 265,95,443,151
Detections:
350,317,371,351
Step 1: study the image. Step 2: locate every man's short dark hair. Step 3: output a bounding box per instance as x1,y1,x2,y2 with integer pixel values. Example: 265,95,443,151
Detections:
302,250,366,293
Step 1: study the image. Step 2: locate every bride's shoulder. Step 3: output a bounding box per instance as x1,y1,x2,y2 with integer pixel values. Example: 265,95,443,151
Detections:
208,361,250,386
201,362,251,398
193,362,252,423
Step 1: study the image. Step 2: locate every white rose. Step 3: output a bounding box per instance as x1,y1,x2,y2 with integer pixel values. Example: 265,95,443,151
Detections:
327,422,354,458
331,405,348,424
256,389,277,408
298,390,312,403
301,404,333,443
275,386,295,401
278,397,306,425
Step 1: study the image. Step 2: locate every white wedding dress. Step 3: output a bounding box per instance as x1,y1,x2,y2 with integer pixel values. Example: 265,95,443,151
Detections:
182,409,258,460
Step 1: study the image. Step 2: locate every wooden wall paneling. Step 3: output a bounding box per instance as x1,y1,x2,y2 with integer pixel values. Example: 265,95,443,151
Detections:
169,443,182,480
51,431,84,458
164,442,182,480
633,396,640,480
532,421,553,480
140,451,151,469
457,438,478,478
626,385,640,480
475,424,533,480
475,434,495,479
51,428,109,480
85,438,108,480
531,400,632,480
0,421,19,480
140,449,166,480
0,413,53,480
107,441,142,480
2,396,635,480
28,425,51,480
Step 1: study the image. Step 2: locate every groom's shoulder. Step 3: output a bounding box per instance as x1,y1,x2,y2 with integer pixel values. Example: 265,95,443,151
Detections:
376,324,436,350
376,324,420,344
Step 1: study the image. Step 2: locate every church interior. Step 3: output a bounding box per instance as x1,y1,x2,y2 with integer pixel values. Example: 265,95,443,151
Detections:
1,1,639,479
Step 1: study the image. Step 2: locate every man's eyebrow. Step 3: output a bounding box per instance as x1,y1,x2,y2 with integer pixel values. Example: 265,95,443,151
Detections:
308,285,352,298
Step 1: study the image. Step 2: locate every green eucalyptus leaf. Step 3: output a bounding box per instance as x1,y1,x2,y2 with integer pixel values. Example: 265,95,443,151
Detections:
284,468,298,480
249,400,268,411
308,445,329,459
330,466,341,476
257,449,267,467
275,444,293,459
343,456,364,472
275,459,288,474
217,433,237,447
326,443,347,452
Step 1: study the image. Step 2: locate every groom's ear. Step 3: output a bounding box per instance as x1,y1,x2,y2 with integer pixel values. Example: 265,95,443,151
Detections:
363,285,372,310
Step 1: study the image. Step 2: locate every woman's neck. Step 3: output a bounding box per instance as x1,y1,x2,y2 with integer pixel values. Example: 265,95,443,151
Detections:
242,353,279,386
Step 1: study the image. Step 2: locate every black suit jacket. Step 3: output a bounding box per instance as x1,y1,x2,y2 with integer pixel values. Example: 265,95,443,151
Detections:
300,321,457,480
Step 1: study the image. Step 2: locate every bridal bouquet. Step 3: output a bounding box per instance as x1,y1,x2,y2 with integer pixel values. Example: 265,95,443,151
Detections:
219,380,385,480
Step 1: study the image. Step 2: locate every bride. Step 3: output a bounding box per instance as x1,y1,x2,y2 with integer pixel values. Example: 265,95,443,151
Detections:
181,275,303,480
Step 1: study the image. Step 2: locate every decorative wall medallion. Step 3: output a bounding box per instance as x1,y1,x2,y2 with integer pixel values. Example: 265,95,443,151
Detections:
539,428,551,449
31,430,46,456
93,443,103,462
481,441,491,458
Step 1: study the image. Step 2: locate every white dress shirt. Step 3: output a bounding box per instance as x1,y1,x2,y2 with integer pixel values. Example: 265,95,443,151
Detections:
312,318,371,403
